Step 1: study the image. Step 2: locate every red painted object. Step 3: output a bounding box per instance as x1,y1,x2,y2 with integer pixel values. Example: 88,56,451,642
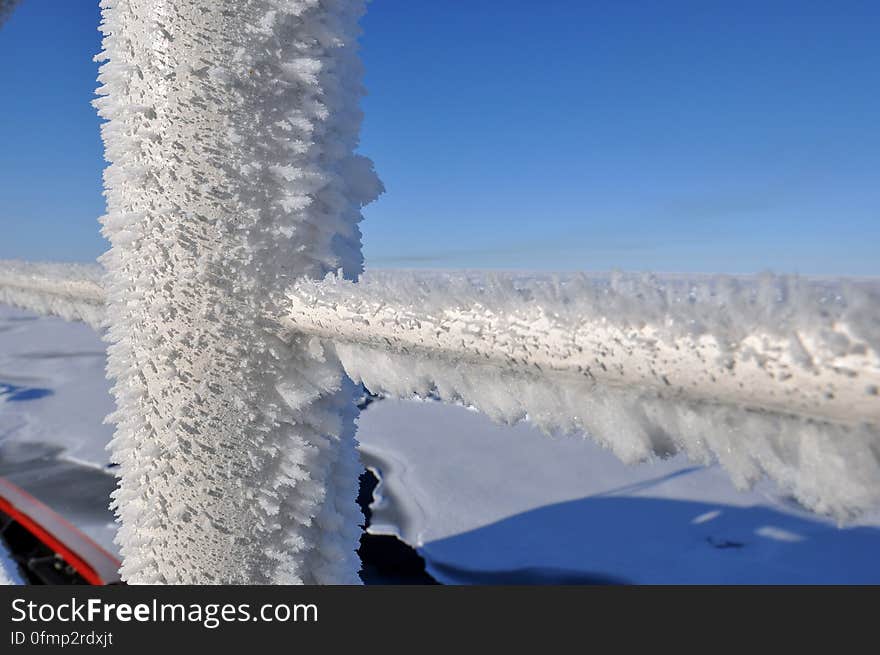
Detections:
0,477,121,585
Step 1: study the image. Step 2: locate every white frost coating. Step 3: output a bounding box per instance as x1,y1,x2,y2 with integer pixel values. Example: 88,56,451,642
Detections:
282,271,880,520
287,271,880,426
95,0,380,584
337,343,880,520
7,263,876,427
0,261,106,329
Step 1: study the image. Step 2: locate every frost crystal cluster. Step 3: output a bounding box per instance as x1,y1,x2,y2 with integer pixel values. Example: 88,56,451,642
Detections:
93,0,381,583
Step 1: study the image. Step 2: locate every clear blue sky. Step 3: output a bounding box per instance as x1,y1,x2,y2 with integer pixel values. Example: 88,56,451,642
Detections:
1,0,877,275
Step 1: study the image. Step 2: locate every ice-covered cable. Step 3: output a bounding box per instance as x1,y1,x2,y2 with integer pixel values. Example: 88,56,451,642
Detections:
3,258,878,519
0,261,106,329
286,271,880,427
12,262,876,426
285,271,880,520
94,0,380,584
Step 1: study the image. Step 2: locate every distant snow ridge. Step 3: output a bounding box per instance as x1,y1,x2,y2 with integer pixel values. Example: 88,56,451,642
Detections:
94,0,380,584
0,261,105,328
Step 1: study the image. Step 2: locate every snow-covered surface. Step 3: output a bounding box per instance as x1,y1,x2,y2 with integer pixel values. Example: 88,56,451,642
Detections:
357,398,880,584
0,305,118,561
0,305,114,468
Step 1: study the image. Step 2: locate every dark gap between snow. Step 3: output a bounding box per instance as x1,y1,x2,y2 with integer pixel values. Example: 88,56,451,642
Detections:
357,469,439,585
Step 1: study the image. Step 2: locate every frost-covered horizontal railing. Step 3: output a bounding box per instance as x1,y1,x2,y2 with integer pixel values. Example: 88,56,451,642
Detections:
287,271,880,520
0,261,105,328
3,261,879,427
2,260,879,518
286,272,880,427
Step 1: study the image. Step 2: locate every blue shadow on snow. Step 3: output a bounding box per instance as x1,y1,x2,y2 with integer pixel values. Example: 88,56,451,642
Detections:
422,495,880,585
0,382,54,402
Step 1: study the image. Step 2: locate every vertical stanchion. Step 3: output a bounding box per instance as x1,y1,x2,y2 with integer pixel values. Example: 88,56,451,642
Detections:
95,0,381,583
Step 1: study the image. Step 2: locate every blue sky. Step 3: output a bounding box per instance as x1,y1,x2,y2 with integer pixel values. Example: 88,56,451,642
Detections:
1,0,877,275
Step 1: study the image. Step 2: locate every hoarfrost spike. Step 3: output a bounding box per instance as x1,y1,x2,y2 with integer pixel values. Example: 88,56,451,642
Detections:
94,0,381,583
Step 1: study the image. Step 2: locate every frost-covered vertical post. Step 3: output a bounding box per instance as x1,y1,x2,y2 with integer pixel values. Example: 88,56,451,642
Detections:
94,0,381,583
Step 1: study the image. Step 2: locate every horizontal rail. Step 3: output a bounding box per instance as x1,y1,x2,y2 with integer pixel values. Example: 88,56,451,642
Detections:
2,261,879,518
2,262,878,426
0,261,105,329
285,272,880,519
284,272,880,427
3,261,878,425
